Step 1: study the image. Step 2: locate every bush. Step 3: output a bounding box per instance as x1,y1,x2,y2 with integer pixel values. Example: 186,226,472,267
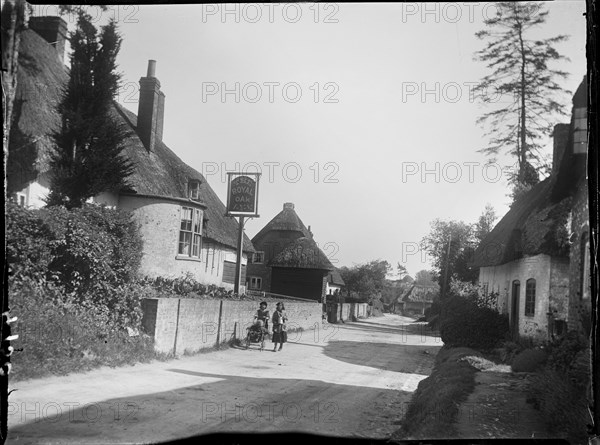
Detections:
9,277,155,381
440,295,509,351
511,348,548,372
6,201,54,279
530,368,590,443
42,204,143,295
546,330,588,374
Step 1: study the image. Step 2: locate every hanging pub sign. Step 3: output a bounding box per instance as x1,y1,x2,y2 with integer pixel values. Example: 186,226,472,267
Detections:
226,172,261,217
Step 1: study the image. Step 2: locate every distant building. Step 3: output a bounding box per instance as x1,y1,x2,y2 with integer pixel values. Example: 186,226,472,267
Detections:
325,269,346,297
8,17,255,290
247,203,334,300
472,77,589,341
396,283,438,316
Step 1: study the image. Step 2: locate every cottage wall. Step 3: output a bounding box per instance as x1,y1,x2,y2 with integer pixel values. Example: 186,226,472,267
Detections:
549,257,570,321
479,254,554,341
568,180,591,332
117,195,247,291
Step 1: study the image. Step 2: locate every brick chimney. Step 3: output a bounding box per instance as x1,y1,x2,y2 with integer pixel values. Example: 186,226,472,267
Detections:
29,16,67,64
552,123,570,174
137,60,165,152
283,202,294,210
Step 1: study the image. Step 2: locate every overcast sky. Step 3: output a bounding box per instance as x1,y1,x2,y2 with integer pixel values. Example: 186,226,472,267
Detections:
36,2,587,277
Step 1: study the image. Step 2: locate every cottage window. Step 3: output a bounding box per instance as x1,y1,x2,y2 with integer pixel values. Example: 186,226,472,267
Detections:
249,276,262,290
178,207,202,258
252,251,265,264
581,233,590,300
573,107,587,154
481,282,489,298
188,180,201,201
525,279,536,316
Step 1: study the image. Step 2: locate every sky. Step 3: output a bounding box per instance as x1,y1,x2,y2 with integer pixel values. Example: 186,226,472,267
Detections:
33,2,587,277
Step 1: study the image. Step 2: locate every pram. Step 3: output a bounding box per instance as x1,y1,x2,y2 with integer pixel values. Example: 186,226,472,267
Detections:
245,319,268,351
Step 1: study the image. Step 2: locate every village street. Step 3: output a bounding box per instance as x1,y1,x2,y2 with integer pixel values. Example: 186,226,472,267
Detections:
7,314,441,443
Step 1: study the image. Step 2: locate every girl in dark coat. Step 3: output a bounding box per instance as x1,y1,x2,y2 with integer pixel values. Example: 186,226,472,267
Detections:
271,302,287,351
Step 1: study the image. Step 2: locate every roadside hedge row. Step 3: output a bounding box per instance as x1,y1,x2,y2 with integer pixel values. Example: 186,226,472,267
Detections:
6,202,154,380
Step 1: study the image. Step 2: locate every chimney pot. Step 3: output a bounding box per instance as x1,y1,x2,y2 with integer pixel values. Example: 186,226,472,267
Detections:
147,60,157,77
283,202,294,210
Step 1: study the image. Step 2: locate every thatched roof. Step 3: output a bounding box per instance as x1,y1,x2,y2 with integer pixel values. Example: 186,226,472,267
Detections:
252,203,311,244
115,106,254,252
13,26,253,253
10,29,68,183
327,269,345,286
472,77,587,268
399,284,438,303
269,237,335,270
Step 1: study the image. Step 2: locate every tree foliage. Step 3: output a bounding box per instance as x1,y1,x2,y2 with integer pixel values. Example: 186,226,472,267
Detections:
421,219,477,292
339,260,391,303
473,2,570,194
473,203,498,244
48,8,133,208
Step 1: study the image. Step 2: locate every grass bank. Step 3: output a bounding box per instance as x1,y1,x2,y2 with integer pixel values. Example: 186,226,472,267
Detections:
392,346,480,439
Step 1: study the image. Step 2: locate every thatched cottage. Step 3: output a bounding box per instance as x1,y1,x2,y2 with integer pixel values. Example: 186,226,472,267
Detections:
472,77,590,341
8,17,254,290
247,203,334,300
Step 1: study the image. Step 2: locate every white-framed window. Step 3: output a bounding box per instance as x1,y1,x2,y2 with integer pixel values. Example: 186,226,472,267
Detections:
573,107,587,153
252,251,265,264
178,206,202,258
188,180,201,201
249,276,262,290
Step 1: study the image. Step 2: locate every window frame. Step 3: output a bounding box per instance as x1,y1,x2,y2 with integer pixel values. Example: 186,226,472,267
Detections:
188,180,201,201
252,251,265,264
178,206,202,259
249,276,262,290
525,278,536,316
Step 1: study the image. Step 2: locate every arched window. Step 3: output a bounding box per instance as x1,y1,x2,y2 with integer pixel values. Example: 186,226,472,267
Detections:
525,279,536,316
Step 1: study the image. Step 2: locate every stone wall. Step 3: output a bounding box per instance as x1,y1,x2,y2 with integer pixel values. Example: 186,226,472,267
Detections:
142,298,323,355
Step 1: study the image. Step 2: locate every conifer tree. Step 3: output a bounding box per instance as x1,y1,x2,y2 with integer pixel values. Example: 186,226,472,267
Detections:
473,2,570,201
48,8,133,208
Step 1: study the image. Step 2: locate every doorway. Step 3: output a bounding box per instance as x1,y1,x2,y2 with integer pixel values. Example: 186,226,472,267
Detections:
511,280,520,339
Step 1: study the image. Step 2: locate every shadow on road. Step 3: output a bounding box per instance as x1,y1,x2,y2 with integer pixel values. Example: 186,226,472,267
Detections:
322,341,441,374
8,371,413,442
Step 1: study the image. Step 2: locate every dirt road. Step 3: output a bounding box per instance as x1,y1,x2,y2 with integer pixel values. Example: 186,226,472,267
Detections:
7,314,442,443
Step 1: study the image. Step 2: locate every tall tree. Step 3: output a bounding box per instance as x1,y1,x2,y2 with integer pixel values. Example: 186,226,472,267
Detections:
473,2,570,198
421,219,476,294
339,260,391,302
473,203,497,245
47,8,133,208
